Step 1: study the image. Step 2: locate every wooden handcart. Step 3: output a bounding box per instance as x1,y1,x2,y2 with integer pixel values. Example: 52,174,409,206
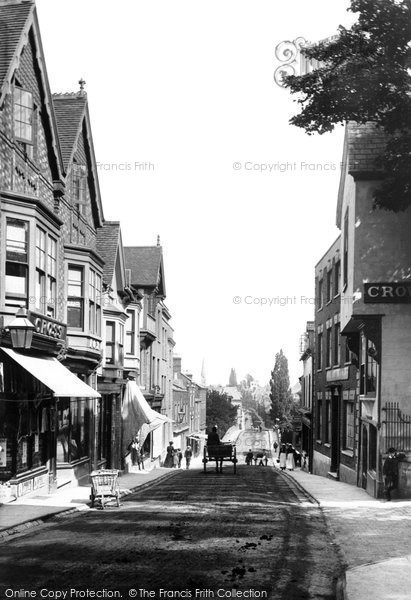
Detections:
203,444,237,474
90,469,121,509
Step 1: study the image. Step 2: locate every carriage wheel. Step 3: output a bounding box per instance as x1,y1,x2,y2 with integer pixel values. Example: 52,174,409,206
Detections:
90,490,95,508
233,448,237,474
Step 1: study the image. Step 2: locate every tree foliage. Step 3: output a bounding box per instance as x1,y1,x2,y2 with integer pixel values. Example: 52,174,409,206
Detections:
206,390,238,437
269,349,296,428
284,0,411,211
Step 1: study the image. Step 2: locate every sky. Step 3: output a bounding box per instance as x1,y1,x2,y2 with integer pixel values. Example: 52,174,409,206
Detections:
36,0,356,388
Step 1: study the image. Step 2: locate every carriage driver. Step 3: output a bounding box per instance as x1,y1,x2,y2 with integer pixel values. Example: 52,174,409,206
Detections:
207,426,223,473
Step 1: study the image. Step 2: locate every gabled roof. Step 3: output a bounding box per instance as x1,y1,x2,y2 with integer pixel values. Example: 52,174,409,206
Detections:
0,0,34,100
52,94,87,170
96,222,121,286
0,0,64,181
124,246,166,295
53,92,104,227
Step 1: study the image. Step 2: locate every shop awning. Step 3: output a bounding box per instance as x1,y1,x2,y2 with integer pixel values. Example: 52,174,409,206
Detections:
122,380,172,453
1,347,101,398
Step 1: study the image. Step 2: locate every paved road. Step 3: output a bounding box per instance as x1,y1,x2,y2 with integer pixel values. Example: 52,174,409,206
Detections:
0,466,341,600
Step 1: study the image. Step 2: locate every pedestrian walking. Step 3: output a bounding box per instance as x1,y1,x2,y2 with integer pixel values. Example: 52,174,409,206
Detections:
184,444,193,469
273,441,278,454
294,448,301,468
258,453,267,466
278,444,287,470
177,449,183,468
131,437,142,470
173,450,179,469
383,447,405,500
164,441,175,468
286,444,295,471
245,449,253,465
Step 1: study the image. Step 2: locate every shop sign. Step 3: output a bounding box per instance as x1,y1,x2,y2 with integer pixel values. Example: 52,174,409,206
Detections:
29,312,67,341
364,282,411,303
326,367,349,382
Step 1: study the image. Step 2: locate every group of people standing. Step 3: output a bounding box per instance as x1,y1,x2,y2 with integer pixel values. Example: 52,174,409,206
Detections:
276,442,301,471
245,449,268,466
164,441,193,469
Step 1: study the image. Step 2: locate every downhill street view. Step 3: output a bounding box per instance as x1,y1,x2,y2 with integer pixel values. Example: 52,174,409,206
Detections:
1,0,411,599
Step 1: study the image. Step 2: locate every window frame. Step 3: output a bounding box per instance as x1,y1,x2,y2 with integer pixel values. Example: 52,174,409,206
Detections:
5,218,29,308
126,309,136,355
334,260,341,296
344,401,355,451
326,269,332,303
67,266,84,330
317,332,323,370
343,209,349,290
326,327,332,368
13,86,33,144
105,321,115,365
334,322,341,366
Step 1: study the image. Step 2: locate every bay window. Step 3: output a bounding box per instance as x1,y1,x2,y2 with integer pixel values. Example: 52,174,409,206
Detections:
88,269,102,336
5,218,28,308
67,266,84,329
126,310,136,355
105,321,115,365
35,227,57,317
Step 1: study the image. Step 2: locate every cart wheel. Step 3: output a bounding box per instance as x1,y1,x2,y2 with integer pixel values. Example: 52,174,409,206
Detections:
116,492,120,507
90,491,95,508
101,494,105,510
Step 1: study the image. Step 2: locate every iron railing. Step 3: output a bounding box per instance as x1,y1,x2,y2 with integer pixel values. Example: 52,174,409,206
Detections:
382,402,411,452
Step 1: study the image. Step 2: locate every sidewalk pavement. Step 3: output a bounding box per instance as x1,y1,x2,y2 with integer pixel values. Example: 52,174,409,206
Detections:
0,465,180,539
280,466,411,600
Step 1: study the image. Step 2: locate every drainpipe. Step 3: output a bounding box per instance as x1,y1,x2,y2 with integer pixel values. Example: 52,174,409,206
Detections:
376,320,383,497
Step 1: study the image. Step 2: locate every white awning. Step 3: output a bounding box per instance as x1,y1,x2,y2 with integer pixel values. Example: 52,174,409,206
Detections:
122,380,172,452
1,347,101,398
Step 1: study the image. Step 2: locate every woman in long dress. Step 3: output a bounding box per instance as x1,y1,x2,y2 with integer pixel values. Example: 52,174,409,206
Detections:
164,441,175,468
286,444,296,471
279,444,287,470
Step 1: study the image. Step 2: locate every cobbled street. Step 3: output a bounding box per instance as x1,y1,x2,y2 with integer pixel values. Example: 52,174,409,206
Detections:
0,466,342,600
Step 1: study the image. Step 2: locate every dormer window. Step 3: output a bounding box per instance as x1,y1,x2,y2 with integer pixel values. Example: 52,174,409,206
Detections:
14,87,33,143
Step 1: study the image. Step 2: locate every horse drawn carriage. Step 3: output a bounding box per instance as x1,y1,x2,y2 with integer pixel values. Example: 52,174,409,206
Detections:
203,443,237,474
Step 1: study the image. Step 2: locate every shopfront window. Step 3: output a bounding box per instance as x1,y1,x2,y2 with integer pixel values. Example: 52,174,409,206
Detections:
57,398,91,463
6,218,28,308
